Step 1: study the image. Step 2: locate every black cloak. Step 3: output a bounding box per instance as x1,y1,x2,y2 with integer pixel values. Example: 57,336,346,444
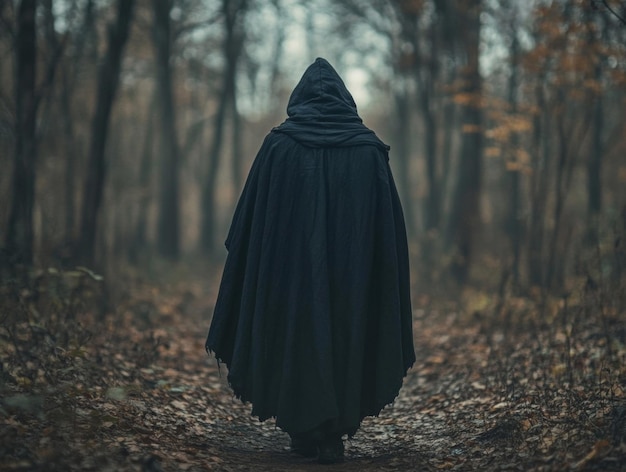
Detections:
206,58,415,437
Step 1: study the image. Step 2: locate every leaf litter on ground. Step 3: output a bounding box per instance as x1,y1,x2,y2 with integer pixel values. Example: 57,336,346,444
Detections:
1,270,625,470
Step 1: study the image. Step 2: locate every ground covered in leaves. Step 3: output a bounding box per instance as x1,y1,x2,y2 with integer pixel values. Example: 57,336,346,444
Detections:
1,267,626,471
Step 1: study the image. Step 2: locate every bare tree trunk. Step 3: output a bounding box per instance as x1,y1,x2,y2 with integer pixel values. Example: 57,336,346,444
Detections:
200,96,225,255
505,18,521,287
586,14,604,246
587,68,603,238
527,73,549,288
79,0,135,265
420,20,441,236
200,0,247,255
63,0,95,243
109,119,125,259
418,59,443,278
6,0,37,267
269,0,285,101
422,92,439,232
440,79,456,204
152,0,180,260
446,0,483,285
61,66,77,241
545,89,589,293
305,3,316,59
129,94,157,265
393,82,416,238
545,97,568,293
433,0,460,204
231,91,243,194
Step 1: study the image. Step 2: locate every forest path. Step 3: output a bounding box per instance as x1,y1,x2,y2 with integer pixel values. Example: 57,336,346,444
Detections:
2,276,624,471
111,293,442,472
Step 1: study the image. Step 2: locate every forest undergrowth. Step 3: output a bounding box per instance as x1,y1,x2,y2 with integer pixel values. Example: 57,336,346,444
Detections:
1,258,625,471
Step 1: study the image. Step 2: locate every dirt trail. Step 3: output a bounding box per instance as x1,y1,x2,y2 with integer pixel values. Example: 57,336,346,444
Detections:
2,279,624,471
125,308,435,471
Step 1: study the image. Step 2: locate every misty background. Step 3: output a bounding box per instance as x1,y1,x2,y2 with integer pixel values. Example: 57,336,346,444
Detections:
1,0,625,299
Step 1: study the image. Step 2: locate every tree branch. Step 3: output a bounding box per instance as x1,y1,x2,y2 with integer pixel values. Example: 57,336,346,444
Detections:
599,0,626,25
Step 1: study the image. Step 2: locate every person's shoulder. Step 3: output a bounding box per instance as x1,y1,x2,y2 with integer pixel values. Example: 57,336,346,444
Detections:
347,142,390,160
265,129,299,146
253,130,293,153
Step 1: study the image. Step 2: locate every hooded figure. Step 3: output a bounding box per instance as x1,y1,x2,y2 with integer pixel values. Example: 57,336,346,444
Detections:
206,58,415,464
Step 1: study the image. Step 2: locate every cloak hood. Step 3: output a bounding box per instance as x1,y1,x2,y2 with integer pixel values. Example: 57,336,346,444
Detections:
273,58,389,150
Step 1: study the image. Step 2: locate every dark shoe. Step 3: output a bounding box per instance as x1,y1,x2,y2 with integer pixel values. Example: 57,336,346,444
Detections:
289,434,317,458
317,435,344,464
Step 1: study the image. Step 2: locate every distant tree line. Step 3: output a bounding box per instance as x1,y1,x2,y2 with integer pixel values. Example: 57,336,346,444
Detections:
0,0,624,296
